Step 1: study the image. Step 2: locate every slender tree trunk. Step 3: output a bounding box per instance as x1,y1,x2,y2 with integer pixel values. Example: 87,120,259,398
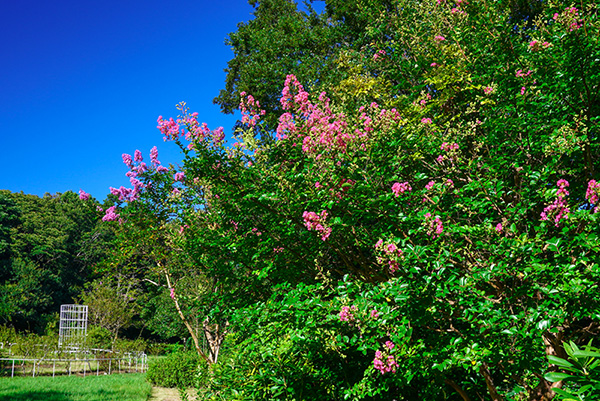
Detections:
165,273,211,364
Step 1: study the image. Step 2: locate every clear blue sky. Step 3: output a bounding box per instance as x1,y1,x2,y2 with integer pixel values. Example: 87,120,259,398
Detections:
0,0,255,200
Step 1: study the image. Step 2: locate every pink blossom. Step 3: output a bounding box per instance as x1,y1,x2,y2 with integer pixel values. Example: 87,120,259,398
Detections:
495,223,503,233
445,179,454,187
425,181,435,191
157,116,180,141
436,155,445,163
78,189,90,201
515,69,533,78
122,153,133,168
540,179,570,226
134,149,143,162
441,142,459,152
157,166,169,173
421,117,433,124
303,210,332,241
392,182,412,197
435,35,446,41
170,288,175,300
373,49,386,61
150,146,160,165
102,206,120,222
585,180,600,208
339,305,357,322
174,172,185,182
212,126,225,146
370,309,380,319
483,86,494,95
424,213,443,238
431,62,438,67
373,345,399,374
521,87,526,95
315,182,323,189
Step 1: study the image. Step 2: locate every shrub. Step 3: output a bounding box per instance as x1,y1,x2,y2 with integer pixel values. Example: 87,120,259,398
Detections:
146,351,204,388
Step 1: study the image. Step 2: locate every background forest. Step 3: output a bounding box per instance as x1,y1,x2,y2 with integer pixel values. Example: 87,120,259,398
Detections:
2,0,600,400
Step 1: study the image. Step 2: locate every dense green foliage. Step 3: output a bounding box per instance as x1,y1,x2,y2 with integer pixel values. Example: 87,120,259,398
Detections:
111,0,600,399
146,352,204,388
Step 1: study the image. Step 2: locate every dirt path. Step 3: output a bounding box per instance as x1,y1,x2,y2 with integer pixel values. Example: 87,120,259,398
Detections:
148,386,197,401
148,387,181,401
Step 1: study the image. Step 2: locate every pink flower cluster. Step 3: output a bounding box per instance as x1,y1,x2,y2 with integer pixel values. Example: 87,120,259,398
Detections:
370,309,380,319
375,240,404,273
528,40,551,51
102,206,120,222
483,86,494,95
157,116,181,141
159,107,226,152
540,179,570,226
441,142,459,152
239,92,266,127
554,7,582,31
373,341,399,374
212,126,225,146
277,75,403,156
303,210,332,241
174,172,185,182
515,69,533,78
339,305,357,322
78,189,90,201
421,117,433,124
392,181,412,197
586,180,600,212
495,223,503,233
111,149,164,202
418,93,432,108
170,288,175,300
424,212,444,238
373,49,386,61
150,146,160,165
434,35,446,42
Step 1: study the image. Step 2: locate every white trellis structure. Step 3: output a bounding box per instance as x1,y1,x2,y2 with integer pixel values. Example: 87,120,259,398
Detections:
58,304,88,350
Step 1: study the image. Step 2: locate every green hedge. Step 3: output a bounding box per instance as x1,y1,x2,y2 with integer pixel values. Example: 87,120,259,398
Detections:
146,351,203,388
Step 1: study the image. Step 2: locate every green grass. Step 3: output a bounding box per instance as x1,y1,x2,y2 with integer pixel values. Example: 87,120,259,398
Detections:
0,373,152,401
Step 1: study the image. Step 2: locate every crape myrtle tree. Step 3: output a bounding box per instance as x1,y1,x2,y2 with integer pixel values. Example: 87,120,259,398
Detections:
99,0,599,399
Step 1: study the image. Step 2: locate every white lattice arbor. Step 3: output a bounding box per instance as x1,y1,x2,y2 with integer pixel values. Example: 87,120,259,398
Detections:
58,304,88,349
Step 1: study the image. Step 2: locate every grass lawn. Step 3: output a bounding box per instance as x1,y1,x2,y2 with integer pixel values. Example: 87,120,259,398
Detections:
0,373,152,401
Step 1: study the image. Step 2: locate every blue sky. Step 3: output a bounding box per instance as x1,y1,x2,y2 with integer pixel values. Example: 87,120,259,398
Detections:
0,0,255,200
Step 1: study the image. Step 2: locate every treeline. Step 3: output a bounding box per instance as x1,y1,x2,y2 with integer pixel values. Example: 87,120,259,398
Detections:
0,190,107,331
0,190,188,347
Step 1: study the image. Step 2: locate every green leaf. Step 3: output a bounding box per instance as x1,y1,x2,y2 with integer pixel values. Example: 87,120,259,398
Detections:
544,372,572,382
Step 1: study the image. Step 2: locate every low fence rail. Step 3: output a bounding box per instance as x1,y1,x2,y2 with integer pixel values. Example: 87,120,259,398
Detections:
0,353,147,378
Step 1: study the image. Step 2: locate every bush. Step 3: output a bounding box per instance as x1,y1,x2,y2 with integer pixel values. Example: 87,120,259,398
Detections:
146,351,204,388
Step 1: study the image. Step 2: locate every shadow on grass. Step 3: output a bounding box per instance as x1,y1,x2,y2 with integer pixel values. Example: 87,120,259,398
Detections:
0,390,70,401
0,386,132,401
